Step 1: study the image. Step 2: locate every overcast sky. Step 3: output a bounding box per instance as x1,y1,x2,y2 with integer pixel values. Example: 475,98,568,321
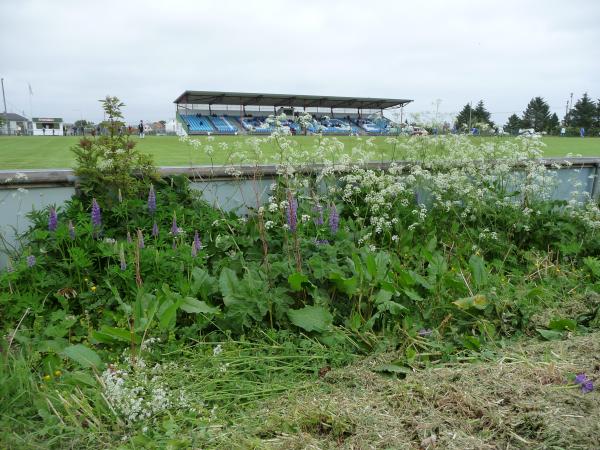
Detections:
1,0,598,126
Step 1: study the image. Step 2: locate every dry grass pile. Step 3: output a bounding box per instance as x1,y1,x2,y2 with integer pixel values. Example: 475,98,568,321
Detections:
216,333,600,449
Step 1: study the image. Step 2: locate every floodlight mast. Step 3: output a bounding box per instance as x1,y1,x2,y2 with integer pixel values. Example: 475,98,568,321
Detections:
1,78,10,135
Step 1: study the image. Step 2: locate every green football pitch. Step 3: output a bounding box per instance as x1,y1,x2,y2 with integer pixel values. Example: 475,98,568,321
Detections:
0,135,598,170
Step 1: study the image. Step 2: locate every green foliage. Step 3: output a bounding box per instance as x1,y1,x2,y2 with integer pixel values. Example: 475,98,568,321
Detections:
2,129,600,447
288,305,333,332
521,96,551,132
570,92,596,129
455,101,494,130
71,95,158,206
504,113,522,134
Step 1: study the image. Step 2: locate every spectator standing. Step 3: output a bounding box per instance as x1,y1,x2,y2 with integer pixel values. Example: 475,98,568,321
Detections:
138,121,145,139
580,127,585,138
560,126,566,137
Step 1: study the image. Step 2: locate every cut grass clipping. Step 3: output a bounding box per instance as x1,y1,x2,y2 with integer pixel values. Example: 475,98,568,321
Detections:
216,333,599,449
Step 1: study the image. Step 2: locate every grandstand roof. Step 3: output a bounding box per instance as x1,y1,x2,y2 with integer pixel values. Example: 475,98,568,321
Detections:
174,91,412,109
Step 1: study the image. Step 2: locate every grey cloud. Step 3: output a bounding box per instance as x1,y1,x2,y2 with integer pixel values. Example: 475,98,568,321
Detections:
1,0,598,126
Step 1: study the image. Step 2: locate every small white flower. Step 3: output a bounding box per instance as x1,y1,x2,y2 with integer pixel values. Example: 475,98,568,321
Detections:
213,344,222,356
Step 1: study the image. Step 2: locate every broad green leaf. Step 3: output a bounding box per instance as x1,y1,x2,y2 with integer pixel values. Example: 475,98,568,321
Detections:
288,272,310,291
426,235,437,252
308,256,329,280
548,318,577,331
403,289,423,302
408,271,433,290
157,300,179,330
62,344,103,369
190,267,217,297
65,371,97,387
372,363,411,378
537,328,563,341
469,254,487,287
453,294,488,310
219,267,239,305
373,289,393,303
329,273,358,295
93,325,141,344
462,335,481,350
180,297,220,314
287,305,333,333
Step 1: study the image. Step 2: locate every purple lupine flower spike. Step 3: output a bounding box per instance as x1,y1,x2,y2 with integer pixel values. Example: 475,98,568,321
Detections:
68,220,76,240
48,207,58,232
91,198,102,228
329,203,339,234
148,185,156,214
152,221,159,237
27,255,36,268
192,231,202,257
286,192,298,233
574,373,594,393
137,230,145,249
313,204,324,226
119,245,127,271
171,214,179,236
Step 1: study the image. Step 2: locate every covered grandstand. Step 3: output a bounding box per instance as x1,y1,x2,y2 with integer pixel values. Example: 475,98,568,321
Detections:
174,91,412,136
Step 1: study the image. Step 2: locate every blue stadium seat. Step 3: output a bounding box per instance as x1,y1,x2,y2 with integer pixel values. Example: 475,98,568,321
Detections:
180,115,214,133
209,116,237,134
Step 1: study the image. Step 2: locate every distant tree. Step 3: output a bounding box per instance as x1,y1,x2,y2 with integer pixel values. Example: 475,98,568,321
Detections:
547,113,560,134
455,103,473,130
472,100,494,127
74,119,89,128
521,97,551,132
595,99,600,128
504,114,522,135
159,120,166,126
570,93,596,129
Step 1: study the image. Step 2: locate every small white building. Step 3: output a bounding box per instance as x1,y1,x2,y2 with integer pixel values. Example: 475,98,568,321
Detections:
0,112,30,135
32,117,64,136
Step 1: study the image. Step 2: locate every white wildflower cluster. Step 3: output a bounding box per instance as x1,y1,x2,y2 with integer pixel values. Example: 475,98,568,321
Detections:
102,367,175,423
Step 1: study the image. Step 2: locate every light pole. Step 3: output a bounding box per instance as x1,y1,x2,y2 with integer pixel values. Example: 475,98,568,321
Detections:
1,78,10,135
